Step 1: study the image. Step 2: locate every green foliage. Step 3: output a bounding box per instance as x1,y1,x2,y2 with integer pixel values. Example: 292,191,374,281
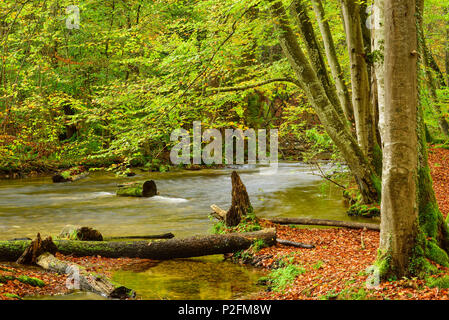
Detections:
426,275,449,289
264,263,306,292
210,210,261,234
3,293,21,300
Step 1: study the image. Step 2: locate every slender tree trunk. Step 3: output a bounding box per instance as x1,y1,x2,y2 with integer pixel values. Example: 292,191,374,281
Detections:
290,0,346,123
269,0,379,204
310,0,354,123
341,0,376,157
372,0,385,146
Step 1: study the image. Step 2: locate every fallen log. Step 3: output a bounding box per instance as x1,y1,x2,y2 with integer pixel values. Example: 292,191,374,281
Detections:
116,180,157,197
36,252,135,299
52,167,88,183
59,225,103,241
210,204,226,221
268,217,380,231
0,228,276,261
276,239,315,249
106,233,175,240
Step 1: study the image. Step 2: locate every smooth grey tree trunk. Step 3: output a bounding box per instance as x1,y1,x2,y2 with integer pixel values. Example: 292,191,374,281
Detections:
341,0,375,157
378,0,419,277
269,0,379,204
310,0,354,123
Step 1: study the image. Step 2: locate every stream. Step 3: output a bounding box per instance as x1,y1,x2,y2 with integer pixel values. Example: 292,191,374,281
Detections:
0,162,375,299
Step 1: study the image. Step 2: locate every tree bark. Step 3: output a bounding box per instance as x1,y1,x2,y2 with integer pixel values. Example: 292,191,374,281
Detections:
106,233,175,240
52,168,88,183
377,0,419,277
276,239,315,249
269,0,379,204
372,0,385,146
419,28,449,137
290,0,345,122
36,252,135,299
268,217,379,231
225,171,253,226
0,229,276,262
340,0,375,157
310,0,354,122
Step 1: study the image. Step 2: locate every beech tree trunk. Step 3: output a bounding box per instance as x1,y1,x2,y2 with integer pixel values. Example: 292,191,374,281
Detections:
291,0,345,121
372,0,385,146
0,229,276,261
376,0,449,279
419,27,449,137
340,0,375,157
310,0,354,123
269,0,379,204
378,0,419,277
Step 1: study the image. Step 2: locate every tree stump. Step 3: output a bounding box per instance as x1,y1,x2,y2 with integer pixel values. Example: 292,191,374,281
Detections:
225,171,252,227
16,233,58,265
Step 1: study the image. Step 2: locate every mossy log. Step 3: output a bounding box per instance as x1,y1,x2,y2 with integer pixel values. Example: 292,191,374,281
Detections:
0,274,45,287
268,217,380,231
116,180,157,197
106,233,175,240
36,252,135,299
0,228,276,261
52,167,88,183
59,225,103,241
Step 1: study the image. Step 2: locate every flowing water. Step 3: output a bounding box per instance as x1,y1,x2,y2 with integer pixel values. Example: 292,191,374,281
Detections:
0,162,376,299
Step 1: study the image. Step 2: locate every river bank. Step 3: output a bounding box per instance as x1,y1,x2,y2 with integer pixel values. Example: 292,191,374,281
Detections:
1,146,447,300
250,146,449,300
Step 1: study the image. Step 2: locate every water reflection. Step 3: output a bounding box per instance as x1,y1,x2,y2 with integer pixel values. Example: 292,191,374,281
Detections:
112,255,265,300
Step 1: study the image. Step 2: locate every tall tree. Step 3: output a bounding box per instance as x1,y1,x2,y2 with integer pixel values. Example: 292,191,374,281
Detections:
376,0,449,279
340,0,376,157
268,0,380,204
310,0,354,123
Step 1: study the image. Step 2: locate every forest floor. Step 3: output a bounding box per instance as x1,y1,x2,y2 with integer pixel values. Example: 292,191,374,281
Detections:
1,146,449,300
251,146,449,300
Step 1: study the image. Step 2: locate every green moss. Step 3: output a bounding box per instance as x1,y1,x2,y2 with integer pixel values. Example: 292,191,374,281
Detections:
0,265,15,273
3,293,21,300
16,275,45,287
0,275,16,283
425,240,449,268
0,275,45,287
251,239,268,252
209,210,261,234
372,144,383,178
116,186,143,197
347,203,380,218
374,250,393,280
426,275,449,289
371,173,382,199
